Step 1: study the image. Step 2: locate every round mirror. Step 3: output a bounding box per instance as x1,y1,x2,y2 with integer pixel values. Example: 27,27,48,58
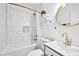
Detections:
55,3,79,27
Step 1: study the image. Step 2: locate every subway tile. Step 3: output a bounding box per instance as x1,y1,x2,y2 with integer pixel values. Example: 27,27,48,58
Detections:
0,25,6,32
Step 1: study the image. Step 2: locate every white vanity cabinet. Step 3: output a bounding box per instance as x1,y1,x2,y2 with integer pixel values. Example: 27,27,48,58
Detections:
44,40,79,56
44,45,63,56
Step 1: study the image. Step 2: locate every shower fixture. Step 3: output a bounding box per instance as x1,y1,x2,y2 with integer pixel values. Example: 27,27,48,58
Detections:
41,10,46,16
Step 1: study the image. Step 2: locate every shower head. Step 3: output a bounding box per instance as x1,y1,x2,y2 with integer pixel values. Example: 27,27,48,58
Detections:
41,10,46,15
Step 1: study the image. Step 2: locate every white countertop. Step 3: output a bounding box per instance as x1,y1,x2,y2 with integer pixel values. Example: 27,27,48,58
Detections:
44,40,79,56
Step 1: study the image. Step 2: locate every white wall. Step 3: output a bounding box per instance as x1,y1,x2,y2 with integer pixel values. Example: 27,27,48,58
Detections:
0,3,37,50
7,4,37,49
36,13,42,48
41,3,79,47
0,3,6,50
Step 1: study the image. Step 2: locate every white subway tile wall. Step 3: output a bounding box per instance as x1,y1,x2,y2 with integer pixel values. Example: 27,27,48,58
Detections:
0,3,37,51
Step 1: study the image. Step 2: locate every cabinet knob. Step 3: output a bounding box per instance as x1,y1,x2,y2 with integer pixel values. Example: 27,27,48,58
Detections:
51,55,53,56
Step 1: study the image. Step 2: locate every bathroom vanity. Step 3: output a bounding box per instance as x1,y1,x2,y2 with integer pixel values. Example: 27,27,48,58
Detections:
44,44,63,56
44,40,79,56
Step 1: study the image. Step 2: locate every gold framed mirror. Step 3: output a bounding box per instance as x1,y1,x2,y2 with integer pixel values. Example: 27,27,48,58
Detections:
55,3,79,27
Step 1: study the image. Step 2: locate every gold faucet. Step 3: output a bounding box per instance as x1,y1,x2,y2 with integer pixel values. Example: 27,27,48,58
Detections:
62,33,71,46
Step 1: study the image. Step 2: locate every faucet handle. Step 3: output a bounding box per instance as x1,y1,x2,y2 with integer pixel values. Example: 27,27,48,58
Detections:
62,33,67,37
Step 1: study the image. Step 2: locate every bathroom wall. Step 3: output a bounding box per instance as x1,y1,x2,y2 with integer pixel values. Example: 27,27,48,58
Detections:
36,13,42,48
41,3,63,40
7,4,37,49
0,3,6,50
41,3,79,47
0,3,37,50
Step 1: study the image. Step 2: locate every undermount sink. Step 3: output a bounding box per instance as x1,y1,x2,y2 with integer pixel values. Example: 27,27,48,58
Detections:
45,40,79,55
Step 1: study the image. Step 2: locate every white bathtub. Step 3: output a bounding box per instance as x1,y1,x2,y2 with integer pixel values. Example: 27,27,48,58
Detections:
0,43,37,56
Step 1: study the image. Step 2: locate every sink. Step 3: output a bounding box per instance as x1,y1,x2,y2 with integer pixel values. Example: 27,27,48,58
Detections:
57,41,79,53
45,40,79,55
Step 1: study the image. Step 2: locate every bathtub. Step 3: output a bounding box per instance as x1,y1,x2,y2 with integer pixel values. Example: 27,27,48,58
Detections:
0,43,37,56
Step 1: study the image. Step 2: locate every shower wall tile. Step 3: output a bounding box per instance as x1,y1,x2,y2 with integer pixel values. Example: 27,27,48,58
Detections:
0,3,37,50
0,4,6,25
7,25,18,32
0,16,6,25
2,3,37,49
7,32,18,40
23,35,31,44
0,32,6,42
0,25,6,32
0,3,6,50
7,31,31,46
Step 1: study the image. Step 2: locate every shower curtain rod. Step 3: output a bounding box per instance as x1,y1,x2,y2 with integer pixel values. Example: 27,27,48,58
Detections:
9,3,40,13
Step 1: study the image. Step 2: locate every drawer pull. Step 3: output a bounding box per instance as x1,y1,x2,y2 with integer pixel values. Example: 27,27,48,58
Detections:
51,55,53,56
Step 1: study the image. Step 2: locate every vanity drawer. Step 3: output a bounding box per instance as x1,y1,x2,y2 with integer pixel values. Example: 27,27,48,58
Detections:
45,46,61,56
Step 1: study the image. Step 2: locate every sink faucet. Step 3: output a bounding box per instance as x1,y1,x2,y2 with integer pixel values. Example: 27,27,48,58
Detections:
62,33,71,46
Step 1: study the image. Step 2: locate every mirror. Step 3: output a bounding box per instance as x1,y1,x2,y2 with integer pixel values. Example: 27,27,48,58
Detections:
55,3,79,27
